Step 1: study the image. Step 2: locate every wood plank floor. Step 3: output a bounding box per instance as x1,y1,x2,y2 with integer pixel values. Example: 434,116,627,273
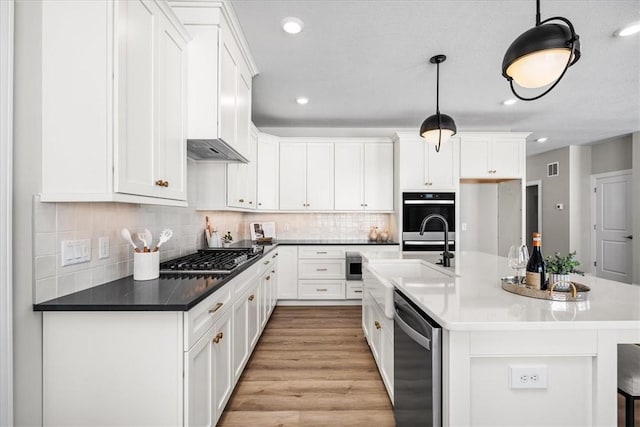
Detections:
218,306,395,427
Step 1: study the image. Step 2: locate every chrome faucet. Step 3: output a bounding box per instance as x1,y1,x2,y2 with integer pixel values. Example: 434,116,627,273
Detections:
419,213,454,267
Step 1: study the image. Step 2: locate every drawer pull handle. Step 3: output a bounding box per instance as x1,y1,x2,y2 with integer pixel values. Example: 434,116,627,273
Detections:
239,199,245,203
374,321,381,330
213,332,224,344
208,302,224,314
264,261,270,265
266,275,271,280
272,253,278,258
155,180,169,187
316,288,328,292
354,290,363,293
271,269,275,273
316,268,328,271
248,294,255,301
316,251,328,254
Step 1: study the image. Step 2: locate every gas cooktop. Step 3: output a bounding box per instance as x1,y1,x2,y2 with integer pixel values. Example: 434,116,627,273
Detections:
159,247,263,274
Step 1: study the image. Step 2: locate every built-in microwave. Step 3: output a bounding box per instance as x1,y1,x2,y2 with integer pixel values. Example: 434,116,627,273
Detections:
402,192,455,251
345,252,362,280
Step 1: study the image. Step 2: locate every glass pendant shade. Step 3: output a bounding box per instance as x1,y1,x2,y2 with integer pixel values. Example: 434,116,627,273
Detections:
420,113,457,145
503,23,580,89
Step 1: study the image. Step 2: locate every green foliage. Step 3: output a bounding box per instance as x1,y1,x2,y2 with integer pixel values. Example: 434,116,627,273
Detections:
545,251,584,275
222,231,233,243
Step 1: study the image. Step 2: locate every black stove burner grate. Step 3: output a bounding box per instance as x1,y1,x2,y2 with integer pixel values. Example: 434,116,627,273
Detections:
159,248,262,274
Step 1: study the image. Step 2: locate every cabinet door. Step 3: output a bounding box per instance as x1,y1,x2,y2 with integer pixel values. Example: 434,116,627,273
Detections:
381,333,394,402
257,133,279,210
247,280,260,350
334,143,364,210
306,143,334,210
227,163,242,208
259,271,272,329
235,70,252,160
362,291,371,339
363,143,393,211
185,327,215,427
212,308,233,419
492,138,523,178
276,246,298,299
269,265,278,314
156,16,187,200
219,35,237,150
460,137,491,178
245,129,258,208
279,143,307,210
425,137,457,189
398,135,427,189
115,0,157,197
232,295,248,382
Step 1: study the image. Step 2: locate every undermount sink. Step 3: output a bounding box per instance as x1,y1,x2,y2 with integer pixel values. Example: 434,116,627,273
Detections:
366,260,455,319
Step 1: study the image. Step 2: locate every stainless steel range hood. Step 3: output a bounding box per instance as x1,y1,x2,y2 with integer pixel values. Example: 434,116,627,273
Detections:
187,138,248,163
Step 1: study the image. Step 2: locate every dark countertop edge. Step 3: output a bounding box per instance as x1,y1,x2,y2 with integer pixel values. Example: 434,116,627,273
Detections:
256,240,399,246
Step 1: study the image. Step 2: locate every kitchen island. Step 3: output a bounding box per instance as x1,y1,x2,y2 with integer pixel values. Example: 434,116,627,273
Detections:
362,250,640,427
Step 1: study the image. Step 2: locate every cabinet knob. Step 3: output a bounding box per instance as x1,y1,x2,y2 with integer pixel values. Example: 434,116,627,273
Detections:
208,302,224,314
271,269,275,273
266,275,271,280
239,199,245,203
374,321,381,330
264,260,270,265
248,294,255,301
258,202,262,206
364,204,368,207
425,182,433,186
249,201,253,204
155,180,169,187
213,332,224,344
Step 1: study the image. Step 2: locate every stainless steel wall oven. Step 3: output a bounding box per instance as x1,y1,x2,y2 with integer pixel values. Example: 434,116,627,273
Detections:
402,192,455,251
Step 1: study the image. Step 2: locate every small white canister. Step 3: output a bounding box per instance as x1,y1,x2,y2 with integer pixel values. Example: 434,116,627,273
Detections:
133,251,160,281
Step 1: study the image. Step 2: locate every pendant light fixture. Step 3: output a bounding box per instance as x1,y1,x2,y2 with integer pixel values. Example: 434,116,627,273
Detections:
420,54,457,153
502,0,581,101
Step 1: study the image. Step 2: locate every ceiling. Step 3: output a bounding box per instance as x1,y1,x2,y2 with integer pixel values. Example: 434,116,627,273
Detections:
230,0,640,155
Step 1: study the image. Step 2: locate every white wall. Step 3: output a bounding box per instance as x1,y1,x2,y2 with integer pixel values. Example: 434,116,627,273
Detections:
590,134,632,175
569,145,592,268
633,132,640,285
460,184,498,255
0,1,13,425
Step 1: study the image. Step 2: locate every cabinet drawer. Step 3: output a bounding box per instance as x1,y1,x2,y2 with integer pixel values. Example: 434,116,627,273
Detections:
298,259,345,279
370,297,393,343
298,280,345,299
298,246,345,259
184,285,232,351
257,251,279,275
346,280,363,299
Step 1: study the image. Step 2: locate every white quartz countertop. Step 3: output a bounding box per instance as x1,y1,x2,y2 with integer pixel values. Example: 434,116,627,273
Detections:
362,250,640,331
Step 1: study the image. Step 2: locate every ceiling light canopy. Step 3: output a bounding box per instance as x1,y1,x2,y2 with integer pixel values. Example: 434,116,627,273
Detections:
502,99,517,106
282,17,304,34
502,0,581,101
536,137,548,143
420,54,457,153
615,21,640,37
296,96,309,105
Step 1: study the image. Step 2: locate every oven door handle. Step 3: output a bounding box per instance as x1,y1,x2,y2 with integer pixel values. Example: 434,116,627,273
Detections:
403,200,454,205
394,308,432,351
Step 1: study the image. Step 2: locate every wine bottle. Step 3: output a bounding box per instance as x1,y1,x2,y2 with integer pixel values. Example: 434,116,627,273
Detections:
526,232,546,290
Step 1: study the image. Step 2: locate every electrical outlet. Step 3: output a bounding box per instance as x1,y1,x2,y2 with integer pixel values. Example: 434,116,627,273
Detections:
461,223,468,231
510,365,548,389
98,237,109,259
284,223,290,232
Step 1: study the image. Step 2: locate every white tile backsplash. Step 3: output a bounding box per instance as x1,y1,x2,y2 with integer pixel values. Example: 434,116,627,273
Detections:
32,195,393,303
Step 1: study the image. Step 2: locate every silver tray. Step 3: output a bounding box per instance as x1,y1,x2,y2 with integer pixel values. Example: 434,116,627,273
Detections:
501,276,590,302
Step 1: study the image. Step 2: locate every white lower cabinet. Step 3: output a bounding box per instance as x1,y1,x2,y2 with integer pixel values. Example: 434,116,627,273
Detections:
298,280,345,299
362,290,394,402
212,308,233,418
247,280,261,350
276,246,298,299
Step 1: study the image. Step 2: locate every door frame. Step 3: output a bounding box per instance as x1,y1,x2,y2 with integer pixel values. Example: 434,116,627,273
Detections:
590,169,633,277
525,180,543,237
0,0,14,425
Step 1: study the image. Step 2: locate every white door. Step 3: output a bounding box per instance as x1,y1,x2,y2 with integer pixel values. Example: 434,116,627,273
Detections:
306,143,334,210
232,295,248,381
247,280,260,349
257,133,279,210
279,142,307,210
212,308,233,419
363,143,393,211
334,143,363,210
595,173,633,283
184,327,215,427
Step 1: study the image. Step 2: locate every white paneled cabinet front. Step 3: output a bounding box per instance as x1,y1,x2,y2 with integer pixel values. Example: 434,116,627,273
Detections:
276,246,298,299
395,132,458,190
257,133,279,210
228,126,257,209
40,0,190,206
279,142,334,210
459,134,526,179
335,142,393,211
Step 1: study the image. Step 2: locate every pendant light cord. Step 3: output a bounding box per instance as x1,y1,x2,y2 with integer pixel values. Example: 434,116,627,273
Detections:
435,61,442,152
535,0,541,26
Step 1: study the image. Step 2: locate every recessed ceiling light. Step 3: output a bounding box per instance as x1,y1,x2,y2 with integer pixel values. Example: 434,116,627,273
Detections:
502,99,517,106
296,96,309,105
536,137,548,143
282,17,304,34
614,21,640,37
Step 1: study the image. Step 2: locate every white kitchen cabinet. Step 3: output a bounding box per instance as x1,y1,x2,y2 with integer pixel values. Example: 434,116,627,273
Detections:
279,142,334,210
40,0,190,206
276,246,298,299
232,289,249,381
395,132,458,190
459,133,526,179
171,2,257,160
212,307,233,418
257,132,279,210
247,279,261,350
228,125,257,209
185,322,215,426
335,142,394,211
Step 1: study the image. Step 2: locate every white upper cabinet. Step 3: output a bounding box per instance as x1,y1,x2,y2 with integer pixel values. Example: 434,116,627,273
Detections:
227,126,257,209
40,0,190,206
171,3,258,160
279,142,334,211
256,133,280,210
395,132,458,191
459,133,527,179
335,142,393,211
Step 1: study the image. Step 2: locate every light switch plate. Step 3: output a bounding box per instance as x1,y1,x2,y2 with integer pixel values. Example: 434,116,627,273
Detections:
61,239,91,266
98,237,109,259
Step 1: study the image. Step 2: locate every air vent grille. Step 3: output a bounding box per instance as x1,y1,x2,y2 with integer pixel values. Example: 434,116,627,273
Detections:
547,162,559,177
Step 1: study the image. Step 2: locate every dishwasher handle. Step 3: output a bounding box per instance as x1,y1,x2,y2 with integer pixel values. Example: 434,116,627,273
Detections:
395,307,432,351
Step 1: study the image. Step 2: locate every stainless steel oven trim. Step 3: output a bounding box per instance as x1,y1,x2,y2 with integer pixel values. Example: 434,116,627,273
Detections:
403,200,454,205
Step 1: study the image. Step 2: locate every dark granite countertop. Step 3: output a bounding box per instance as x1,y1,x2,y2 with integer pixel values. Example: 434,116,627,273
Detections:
33,239,396,312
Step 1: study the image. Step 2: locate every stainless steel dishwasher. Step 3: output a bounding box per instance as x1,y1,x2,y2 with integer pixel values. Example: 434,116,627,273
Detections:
394,289,442,427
